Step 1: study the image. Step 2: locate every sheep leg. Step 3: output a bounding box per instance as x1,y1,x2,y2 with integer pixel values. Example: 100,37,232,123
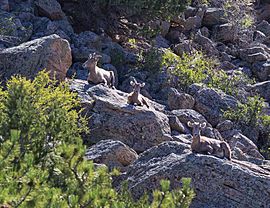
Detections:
205,145,214,155
101,78,108,87
141,97,149,108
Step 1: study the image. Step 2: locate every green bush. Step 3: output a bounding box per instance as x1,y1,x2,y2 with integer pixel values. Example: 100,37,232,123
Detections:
0,71,195,207
160,49,253,95
162,50,212,90
223,95,266,128
223,95,270,157
207,70,254,97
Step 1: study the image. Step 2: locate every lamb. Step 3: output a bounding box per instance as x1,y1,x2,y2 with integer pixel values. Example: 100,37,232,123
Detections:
83,53,115,89
127,79,149,108
187,120,231,160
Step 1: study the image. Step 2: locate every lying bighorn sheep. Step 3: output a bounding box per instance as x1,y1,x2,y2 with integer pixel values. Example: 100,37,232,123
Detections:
83,53,115,89
187,121,231,160
127,79,149,108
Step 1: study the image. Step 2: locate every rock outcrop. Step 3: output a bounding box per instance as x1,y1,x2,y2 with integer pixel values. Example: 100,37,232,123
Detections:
70,80,172,152
0,34,71,81
193,87,238,126
116,141,270,208
85,140,138,171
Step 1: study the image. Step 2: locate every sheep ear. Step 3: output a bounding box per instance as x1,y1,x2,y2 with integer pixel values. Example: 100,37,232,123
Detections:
187,121,194,127
130,81,135,86
140,83,145,87
96,54,102,59
200,122,206,128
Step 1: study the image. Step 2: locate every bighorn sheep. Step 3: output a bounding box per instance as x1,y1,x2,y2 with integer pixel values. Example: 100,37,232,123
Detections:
83,53,115,89
127,79,149,108
187,121,231,160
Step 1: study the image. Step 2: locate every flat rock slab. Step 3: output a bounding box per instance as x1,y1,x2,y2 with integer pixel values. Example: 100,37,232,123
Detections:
70,80,172,152
117,141,270,208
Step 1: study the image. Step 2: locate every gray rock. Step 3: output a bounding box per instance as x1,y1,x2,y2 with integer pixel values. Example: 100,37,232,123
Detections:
66,62,88,80
183,15,202,31
117,141,270,208
213,23,236,43
70,81,172,152
102,64,119,87
194,30,218,55
85,140,138,171
172,134,192,144
202,8,228,27
250,81,270,102
252,61,270,81
0,10,31,43
168,88,195,110
239,45,270,64
154,35,170,48
160,21,170,37
171,109,209,125
31,18,73,41
0,34,71,81
219,61,236,71
253,30,266,43
200,26,210,37
0,0,9,11
102,42,125,66
216,120,234,132
0,35,21,48
220,129,264,161
71,31,102,61
256,20,270,36
173,40,193,56
194,87,238,126
256,4,270,22
168,115,186,133
35,0,65,20
220,52,232,62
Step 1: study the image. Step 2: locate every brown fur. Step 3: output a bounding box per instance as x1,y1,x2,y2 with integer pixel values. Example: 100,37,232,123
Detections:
188,121,232,160
83,53,115,88
127,79,149,108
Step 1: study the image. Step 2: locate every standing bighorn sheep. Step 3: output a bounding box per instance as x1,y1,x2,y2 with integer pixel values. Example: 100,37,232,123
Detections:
187,121,231,160
127,79,149,108
83,53,115,89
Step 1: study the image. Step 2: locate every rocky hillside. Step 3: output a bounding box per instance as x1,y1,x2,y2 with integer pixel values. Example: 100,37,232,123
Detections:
1,0,270,207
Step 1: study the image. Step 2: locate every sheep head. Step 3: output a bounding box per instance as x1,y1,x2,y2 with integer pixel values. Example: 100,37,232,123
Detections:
83,53,102,69
187,120,206,138
130,79,145,94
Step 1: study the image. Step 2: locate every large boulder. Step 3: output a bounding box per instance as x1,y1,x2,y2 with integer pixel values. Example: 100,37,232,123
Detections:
217,121,264,162
256,3,270,22
239,46,270,64
193,87,238,126
71,31,104,62
171,109,208,125
35,0,65,20
212,23,236,43
31,16,74,41
167,88,195,110
85,140,138,171
256,20,270,36
116,141,270,208
0,34,71,81
249,81,270,102
69,80,172,152
252,61,270,81
202,8,228,27
194,30,219,55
